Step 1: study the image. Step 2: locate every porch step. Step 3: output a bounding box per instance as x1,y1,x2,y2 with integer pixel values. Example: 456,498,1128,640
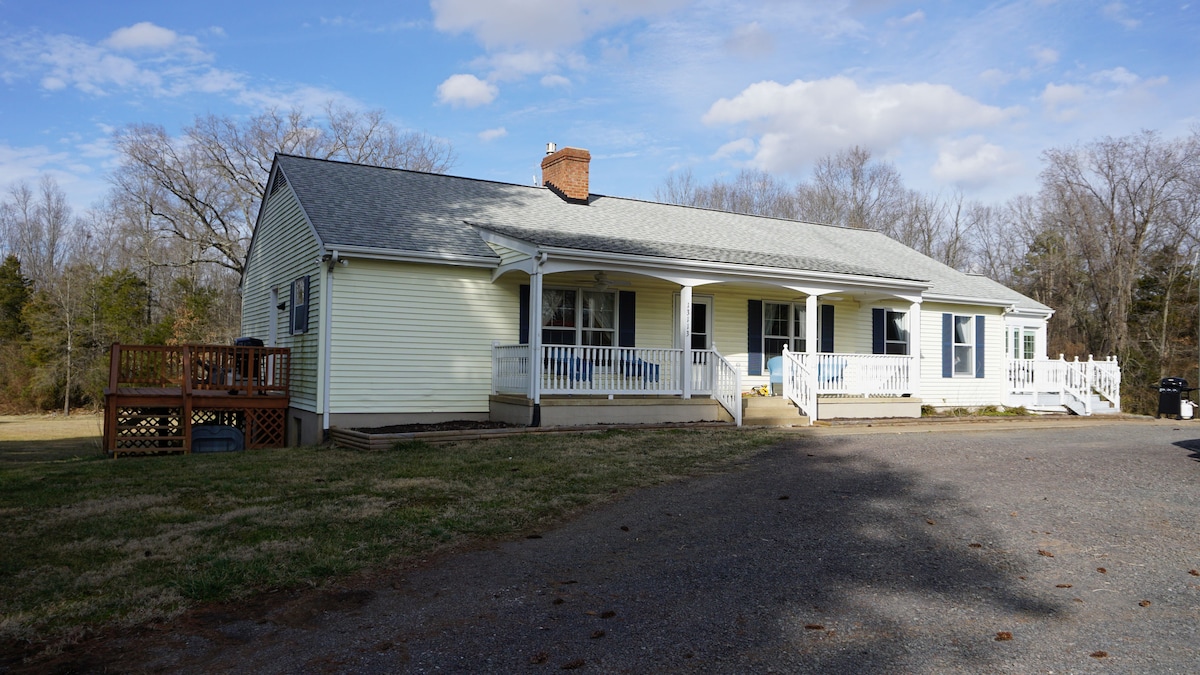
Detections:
742,396,809,426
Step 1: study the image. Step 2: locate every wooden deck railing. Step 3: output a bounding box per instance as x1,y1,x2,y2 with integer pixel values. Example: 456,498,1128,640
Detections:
108,344,291,396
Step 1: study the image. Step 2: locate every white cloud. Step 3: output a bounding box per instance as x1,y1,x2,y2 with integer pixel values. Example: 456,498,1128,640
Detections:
725,22,774,58
479,50,562,82
712,138,756,160
892,10,926,25
541,74,571,87
979,68,1011,87
1093,66,1145,87
104,22,179,51
931,135,1021,187
436,73,499,107
1031,46,1059,67
430,0,686,50
1101,2,1141,28
479,127,508,142
1040,82,1087,121
702,77,1019,173
0,27,228,97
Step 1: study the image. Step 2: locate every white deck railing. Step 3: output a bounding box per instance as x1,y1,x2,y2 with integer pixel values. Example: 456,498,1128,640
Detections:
1006,355,1121,414
796,352,914,396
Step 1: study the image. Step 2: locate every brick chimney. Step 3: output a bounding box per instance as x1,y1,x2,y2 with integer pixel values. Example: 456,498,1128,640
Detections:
541,145,591,203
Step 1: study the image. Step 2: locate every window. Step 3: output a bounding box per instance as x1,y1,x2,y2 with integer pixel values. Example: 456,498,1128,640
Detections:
763,301,806,362
542,288,615,346
884,310,908,355
953,315,973,375
1010,327,1037,360
289,275,309,335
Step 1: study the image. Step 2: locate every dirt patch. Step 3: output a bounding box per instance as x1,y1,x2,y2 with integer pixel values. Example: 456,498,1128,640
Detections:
353,420,516,434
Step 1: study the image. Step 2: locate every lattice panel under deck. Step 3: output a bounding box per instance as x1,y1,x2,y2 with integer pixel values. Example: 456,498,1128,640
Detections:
245,407,286,448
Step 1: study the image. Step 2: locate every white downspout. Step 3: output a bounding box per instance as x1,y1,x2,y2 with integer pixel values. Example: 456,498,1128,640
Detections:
322,250,339,433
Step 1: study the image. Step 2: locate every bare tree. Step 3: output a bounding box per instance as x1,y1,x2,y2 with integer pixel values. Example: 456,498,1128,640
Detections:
110,104,456,276
795,146,907,232
1038,130,1200,356
0,176,75,288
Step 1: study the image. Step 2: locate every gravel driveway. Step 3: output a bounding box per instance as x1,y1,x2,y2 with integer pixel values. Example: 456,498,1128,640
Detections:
64,420,1200,673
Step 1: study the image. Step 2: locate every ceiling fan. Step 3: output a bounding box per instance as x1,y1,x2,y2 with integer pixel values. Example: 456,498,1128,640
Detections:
592,271,631,291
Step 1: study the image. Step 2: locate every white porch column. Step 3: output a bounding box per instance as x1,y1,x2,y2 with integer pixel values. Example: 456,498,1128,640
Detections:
530,270,543,404
680,284,693,399
805,294,819,355
908,301,922,397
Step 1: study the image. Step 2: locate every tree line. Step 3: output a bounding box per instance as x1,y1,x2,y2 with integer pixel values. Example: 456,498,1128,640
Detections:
657,130,1200,414
0,104,453,414
1,113,1196,415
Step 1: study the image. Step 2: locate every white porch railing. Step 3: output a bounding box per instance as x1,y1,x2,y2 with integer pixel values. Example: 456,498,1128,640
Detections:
492,344,743,425
710,348,742,426
1006,355,1121,415
493,343,531,395
797,352,915,396
781,347,816,425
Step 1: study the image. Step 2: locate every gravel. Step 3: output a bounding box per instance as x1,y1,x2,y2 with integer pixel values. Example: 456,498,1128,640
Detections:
33,420,1200,674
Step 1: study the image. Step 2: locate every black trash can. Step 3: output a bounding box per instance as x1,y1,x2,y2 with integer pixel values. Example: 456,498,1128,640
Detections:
1157,377,1189,419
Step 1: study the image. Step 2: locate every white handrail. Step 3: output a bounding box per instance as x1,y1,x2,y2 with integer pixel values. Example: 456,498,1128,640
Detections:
782,347,816,425
710,347,742,426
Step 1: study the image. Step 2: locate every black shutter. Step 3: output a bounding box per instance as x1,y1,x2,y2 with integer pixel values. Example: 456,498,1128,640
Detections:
872,308,886,354
941,313,952,378
748,300,762,376
519,284,530,344
618,291,636,347
975,315,986,378
820,304,835,353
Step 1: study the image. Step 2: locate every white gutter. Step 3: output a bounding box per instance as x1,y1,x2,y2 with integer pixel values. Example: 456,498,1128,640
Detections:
323,244,496,268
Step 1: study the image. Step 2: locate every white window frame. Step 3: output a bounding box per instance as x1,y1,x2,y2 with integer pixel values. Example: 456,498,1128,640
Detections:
952,314,974,376
884,310,909,355
541,286,618,346
1009,326,1037,360
763,301,807,360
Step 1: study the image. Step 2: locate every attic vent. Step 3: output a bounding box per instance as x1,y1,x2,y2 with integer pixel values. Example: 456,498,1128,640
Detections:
270,172,289,197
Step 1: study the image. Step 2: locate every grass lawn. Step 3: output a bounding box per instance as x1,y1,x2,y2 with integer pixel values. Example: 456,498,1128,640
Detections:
0,422,780,648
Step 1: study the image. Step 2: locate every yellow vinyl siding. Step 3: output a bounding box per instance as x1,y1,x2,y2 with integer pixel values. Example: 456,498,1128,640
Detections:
240,183,322,410
328,260,519,414
918,302,1007,407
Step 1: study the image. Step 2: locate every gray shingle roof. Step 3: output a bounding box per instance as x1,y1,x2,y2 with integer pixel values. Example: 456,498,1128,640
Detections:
274,154,1049,312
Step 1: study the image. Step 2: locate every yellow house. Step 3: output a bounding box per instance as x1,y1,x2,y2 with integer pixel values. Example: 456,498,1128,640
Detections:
241,147,1120,445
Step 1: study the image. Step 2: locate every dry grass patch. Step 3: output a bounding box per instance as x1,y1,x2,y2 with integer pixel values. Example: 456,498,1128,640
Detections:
0,427,780,650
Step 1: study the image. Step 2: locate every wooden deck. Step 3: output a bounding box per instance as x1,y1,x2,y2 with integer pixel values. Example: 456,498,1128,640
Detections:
103,344,291,456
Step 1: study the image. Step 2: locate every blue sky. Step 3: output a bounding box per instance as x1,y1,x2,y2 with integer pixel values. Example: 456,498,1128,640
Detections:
1,0,1198,213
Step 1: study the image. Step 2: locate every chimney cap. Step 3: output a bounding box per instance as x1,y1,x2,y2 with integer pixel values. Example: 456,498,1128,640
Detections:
546,142,557,155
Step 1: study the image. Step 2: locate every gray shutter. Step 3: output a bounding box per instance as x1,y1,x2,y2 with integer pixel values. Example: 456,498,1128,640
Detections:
941,313,952,378
975,315,986,378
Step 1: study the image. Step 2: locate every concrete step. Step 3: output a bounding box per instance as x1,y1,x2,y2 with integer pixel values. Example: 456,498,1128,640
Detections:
742,396,809,426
